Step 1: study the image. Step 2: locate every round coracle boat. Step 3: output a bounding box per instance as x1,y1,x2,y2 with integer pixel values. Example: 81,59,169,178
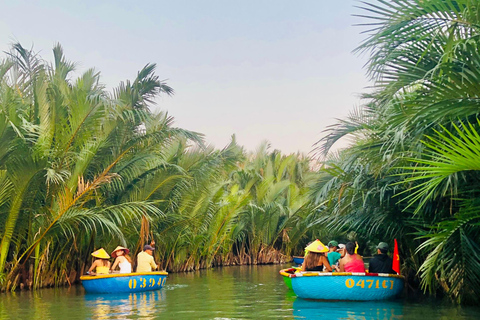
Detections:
292,256,304,265
279,270,404,301
80,271,168,294
280,268,296,290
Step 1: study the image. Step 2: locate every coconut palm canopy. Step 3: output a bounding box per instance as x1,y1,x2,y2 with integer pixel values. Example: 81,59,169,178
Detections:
313,0,480,304
1,0,480,305
0,43,320,291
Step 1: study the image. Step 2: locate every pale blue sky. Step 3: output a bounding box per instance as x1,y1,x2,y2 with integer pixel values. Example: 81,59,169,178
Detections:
0,0,370,154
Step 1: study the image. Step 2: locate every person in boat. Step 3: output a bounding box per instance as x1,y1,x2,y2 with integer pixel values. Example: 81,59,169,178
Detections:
338,242,365,272
136,244,158,272
301,240,332,272
368,242,395,274
86,248,111,275
326,240,344,269
110,246,132,273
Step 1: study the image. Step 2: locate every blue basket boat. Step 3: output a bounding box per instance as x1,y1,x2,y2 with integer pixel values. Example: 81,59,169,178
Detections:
280,270,404,301
80,272,168,294
280,268,296,290
292,256,304,265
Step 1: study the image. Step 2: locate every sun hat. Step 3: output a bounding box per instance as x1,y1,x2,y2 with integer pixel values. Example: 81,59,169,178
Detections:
143,244,155,251
327,240,339,248
376,242,389,251
91,248,110,259
111,246,130,258
338,244,346,249
305,240,329,253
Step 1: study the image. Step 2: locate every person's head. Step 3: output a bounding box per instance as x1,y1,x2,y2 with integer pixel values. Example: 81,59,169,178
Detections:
91,248,110,266
144,244,155,256
111,246,130,259
346,242,356,255
376,242,389,254
304,251,325,270
327,240,338,251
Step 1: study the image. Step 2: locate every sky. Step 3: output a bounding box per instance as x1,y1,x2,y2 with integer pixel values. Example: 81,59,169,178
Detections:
0,0,371,155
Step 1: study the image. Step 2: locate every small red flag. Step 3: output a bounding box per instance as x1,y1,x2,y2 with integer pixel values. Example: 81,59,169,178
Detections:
392,239,400,274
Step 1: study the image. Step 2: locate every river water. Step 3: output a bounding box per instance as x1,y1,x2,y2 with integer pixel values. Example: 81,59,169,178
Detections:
1,264,479,319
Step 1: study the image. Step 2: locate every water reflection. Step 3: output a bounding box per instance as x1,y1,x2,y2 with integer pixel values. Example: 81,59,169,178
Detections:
292,298,403,320
84,290,165,319
2,265,480,319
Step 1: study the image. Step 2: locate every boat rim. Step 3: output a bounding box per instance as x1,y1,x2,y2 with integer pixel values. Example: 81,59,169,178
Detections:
279,269,404,280
80,271,168,281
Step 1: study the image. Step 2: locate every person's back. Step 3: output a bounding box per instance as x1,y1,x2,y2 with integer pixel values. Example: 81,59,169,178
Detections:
339,242,365,273
344,257,365,272
301,240,332,272
136,245,157,272
118,257,132,273
87,248,111,275
96,264,110,274
369,242,395,274
327,241,342,268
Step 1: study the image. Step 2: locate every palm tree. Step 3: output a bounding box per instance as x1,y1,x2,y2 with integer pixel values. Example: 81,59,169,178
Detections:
0,43,198,289
312,0,480,303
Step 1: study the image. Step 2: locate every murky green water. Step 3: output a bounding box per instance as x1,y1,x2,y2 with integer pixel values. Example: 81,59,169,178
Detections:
1,264,479,319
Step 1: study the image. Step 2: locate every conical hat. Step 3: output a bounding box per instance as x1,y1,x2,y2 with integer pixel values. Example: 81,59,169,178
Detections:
111,246,130,258
91,248,110,259
305,240,328,253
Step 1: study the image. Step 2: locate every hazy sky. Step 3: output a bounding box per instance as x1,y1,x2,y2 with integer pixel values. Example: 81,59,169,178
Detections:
0,0,371,154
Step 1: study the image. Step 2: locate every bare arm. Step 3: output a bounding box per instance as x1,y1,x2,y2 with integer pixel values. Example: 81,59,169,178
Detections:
301,262,306,272
87,260,98,274
323,256,332,272
339,258,345,272
111,257,120,271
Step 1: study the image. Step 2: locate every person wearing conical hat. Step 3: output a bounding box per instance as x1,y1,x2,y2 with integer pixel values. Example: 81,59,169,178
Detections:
301,240,332,272
87,248,111,275
110,246,132,274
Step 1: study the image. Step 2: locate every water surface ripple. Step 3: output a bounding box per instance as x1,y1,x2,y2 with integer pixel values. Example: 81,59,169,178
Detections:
1,264,479,319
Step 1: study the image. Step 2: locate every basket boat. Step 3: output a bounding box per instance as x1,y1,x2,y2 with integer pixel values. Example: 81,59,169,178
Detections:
279,270,403,301
80,271,168,294
280,268,296,289
292,256,304,265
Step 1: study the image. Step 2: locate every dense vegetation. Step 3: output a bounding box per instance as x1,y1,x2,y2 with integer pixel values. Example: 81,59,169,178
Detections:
313,0,480,304
0,43,321,291
1,0,479,305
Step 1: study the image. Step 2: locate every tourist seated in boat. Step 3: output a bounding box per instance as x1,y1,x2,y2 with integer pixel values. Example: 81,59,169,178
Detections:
136,244,158,272
368,242,395,274
110,246,132,273
86,248,111,275
338,242,365,272
301,240,332,272
326,240,345,269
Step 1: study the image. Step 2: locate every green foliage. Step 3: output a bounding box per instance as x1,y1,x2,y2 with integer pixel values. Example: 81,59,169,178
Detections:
0,43,320,289
311,0,480,304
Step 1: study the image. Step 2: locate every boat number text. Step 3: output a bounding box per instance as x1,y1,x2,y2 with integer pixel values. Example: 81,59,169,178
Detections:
345,278,394,290
128,277,166,289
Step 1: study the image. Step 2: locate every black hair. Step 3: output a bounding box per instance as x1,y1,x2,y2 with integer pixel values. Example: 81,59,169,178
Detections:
346,242,355,255
379,248,388,254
